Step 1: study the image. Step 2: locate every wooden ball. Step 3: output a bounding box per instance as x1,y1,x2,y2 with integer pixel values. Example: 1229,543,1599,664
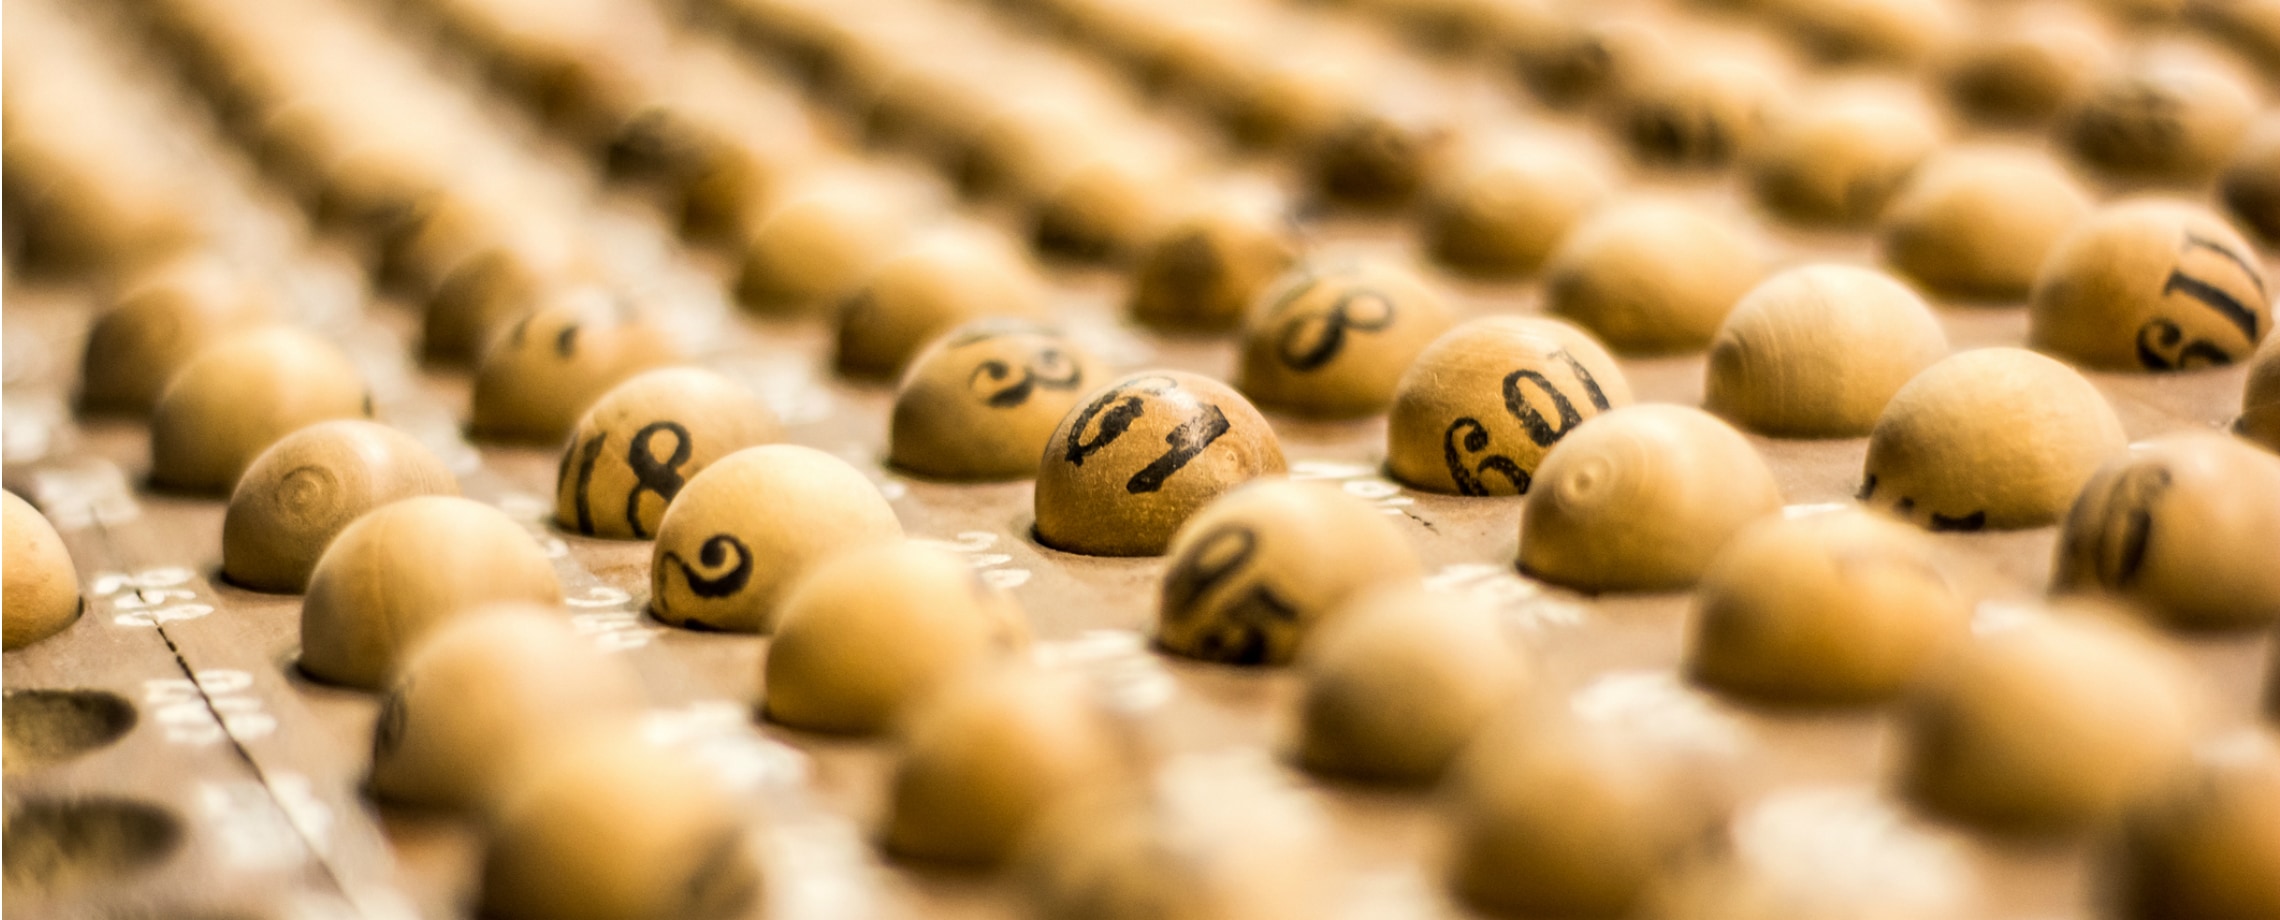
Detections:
1305,104,1454,209
834,228,1049,380
1519,404,1783,592
1544,201,1763,354
421,224,595,366
1899,606,2202,834
1125,195,1299,333
2063,53,2256,186
1766,0,1956,65
2053,432,2280,630
467,287,681,444
1034,371,1288,556
1014,791,1308,920
2221,118,2280,246
2242,332,2280,452
1031,150,1187,262
1511,10,1671,109
369,605,644,812
1748,96,1941,227
553,368,780,540
223,420,459,593
1704,265,1950,437
1940,2,2112,126
2028,201,2270,372
1386,316,1634,495
1293,584,1527,785
2114,733,2280,920
650,445,902,633
1863,348,2125,530
1614,55,1782,170
300,496,563,690
1156,480,1422,666
150,327,370,494
1422,141,1612,277
1879,146,2092,300
1235,259,1458,419
1689,508,1970,704
763,542,1030,735
3,491,80,651
733,179,916,318
79,254,272,416
889,321,1106,481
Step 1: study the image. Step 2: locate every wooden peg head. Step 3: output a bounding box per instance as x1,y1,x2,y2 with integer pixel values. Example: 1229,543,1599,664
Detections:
834,227,1049,380
650,445,902,633
1423,139,1612,277
554,368,781,540
79,254,273,416
889,321,1106,481
468,287,681,444
1544,200,1763,354
1387,316,1634,496
1236,258,1458,419
1879,146,2092,300
2054,431,2280,631
1294,583,1527,785
1862,348,2125,530
224,420,459,593
1705,264,1950,437
150,327,370,495
734,179,916,318
1126,194,1299,333
1034,371,1288,556
2029,200,2269,372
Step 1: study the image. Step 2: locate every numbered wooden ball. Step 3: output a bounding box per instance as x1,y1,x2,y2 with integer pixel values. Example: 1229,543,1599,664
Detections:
2221,118,2280,246
1519,404,1783,593
1293,584,1527,785
2053,432,2280,631
1034,371,1288,557
650,444,902,633
733,179,915,318
763,542,1030,735
1862,348,2125,530
421,224,595,366
834,228,1049,380
2114,734,2280,920
1704,265,1950,438
889,321,1105,481
1125,195,1299,333
554,368,781,540
2028,201,2270,372
223,420,459,593
1235,259,1458,419
467,287,682,444
1688,508,1970,705
79,254,272,416
150,327,370,495
3,491,81,651
1386,316,1634,496
1422,141,1612,277
2063,53,2256,186
2242,332,2280,452
1614,55,1783,170
1544,200,1763,354
369,605,644,812
300,496,563,690
1878,146,2092,300
1156,479,1422,666
1748,96,1941,227
1938,1,2113,126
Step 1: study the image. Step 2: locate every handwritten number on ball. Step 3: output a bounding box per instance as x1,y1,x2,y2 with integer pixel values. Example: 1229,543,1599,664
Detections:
662,534,755,599
2140,233,2267,370
1276,288,1396,371
1064,377,1232,493
623,421,692,538
1443,418,1533,496
969,347,1084,408
1438,350,1612,495
1163,524,1297,665
2071,464,2171,586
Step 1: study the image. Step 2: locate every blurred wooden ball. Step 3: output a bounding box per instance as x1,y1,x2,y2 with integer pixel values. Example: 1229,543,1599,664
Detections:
1125,195,1299,333
467,287,681,444
733,178,916,318
1305,105,1454,209
650,445,902,633
1293,584,1527,785
2113,733,2280,920
1014,789,1312,920
1386,316,1634,495
2221,118,2280,246
2053,431,2280,630
421,224,595,366
1765,0,1957,66
223,420,459,593
1862,348,2125,530
889,321,1105,481
1235,259,1457,419
1748,95,1941,227
1879,146,2091,300
834,227,1049,380
2063,51,2256,186
1938,1,2113,126
1034,371,1287,556
1422,140,1611,277
1032,149,1188,262
1704,265,1950,437
1613,55,1783,170
553,368,780,540
79,254,272,416
1544,200,1762,354
2,491,80,651
150,327,370,495
2028,200,2269,372
2242,332,2280,452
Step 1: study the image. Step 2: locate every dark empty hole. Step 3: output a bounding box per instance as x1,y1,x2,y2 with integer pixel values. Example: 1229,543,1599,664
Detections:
4,689,137,772
3,797,182,896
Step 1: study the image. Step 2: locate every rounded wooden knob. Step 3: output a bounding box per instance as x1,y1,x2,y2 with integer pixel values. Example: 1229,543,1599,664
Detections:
1422,140,1611,277
1879,146,2091,300
2241,332,2280,452
2028,200,2269,372
1305,105,1452,209
889,321,1106,481
223,420,459,593
1520,404,1784,592
1748,94,1941,227
1938,1,2113,126
1544,200,1762,354
650,444,902,633
833,227,1048,380
763,542,1030,735
733,179,916,318
2063,51,2256,186
1156,479,1422,666
553,368,781,540
1704,264,1950,437
300,496,563,690
1034,371,1287,556
1294,583,1527,785
79,254,272,416
2053,431,2280,630
3,491,81,651
1032,150,1187,261
422,224,595,366
2113,733,2280,920
1125,195,1298,333
467,287,681,444
1236,259,1457,419
1613,55,1783,170
1862,348,2126,530
1387,316,1634,495
150,327,370,495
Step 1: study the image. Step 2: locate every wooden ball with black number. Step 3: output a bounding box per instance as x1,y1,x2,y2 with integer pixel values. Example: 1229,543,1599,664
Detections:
889,321,1105,481
1748,94,1941,227
1938,1,2114,126
2063,52,2256,186
3,491,81,651
1156,480,1421,666
1235,259,1457,419
2114,733,2280,920
150,327,370,495
734,178,918,318
554,368,780,540
224,420,459,593
1293,584,1527,785
79,254,272,416
2054,432,2280,631
1704,265,1950,438
1613,55,1783,170
1422,141,1611,277
468,287,682,444
300,496,563,690
2029,201,2270,372
1879,146,2092,300
1386,316,1634,496
422,222,597,366
370,604,643,812
2243,333,2280,452
1544,200,1763,354
2221,118,2280,246
650,445,902,633
1034,371,1287,557
1863,348,2125,530
834,227,1049,380
1125,194,1299,333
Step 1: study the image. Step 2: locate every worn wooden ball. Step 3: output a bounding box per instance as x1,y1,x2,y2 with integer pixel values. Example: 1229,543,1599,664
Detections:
733,179,917,318
834,228,1049,380
1293,584,1527,785
2,491,80,651
79,254,272,416
467,288,682,444
1422,141,1612,277
1544,200,1763,354
1034,371,1287,557
1156,479,1422,666
2114,734,2280,920
1862,348,2125,530
1031,149,1188,261
1938,2,2113,126
223,420,459,593
1386,316,1634,496
2221,118,2280,246
300,496,563,690
650,445,902,633
2028,201,2270,372
1614,55,1783,170
150,327,370,495
2063,53,2256,186
2242,332,2280,452
1879,146,2092,300
1235,259,1458,419
2053,432,2280,631
1748,96,1941,227
1765,0,1956,65
1305,104,1453,209
1125,195,1299,333
421,224,596,366
554,368,780,540
1014,789,1310,920
889,321,1105,481
1704,265,1950,437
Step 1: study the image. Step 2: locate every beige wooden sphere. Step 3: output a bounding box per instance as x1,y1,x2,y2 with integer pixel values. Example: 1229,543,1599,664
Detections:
1305,105,1453,209
1520,404,1783,593
763,542,1030,735
150,327,370,495
2222,118,2280,246
1613,55,1783,170
1422,142,1612,277
1014,791,1309,920
1748,97,1941,227
300,496,563,690
223,420,459,593
1689,508,1971,705
2243,332,2280,452
733,180,915,318
421,225,596,366
553,368,780,540
1235,259,1458,419
1386,316,1634,495
1765,0,1956,66
1938,1,2113,126
2114,733,2280,920
369,605,644,812
1032,150,1187,262
1511,9,1671,110
1125,196,1299,333
1705,265,1951,438
889,320,1106,481
2028,201,2270,372
1293,584,1527,785
468,288,682,445
833,228,1049,380
1034,371,1288,557
1156,479,1422,666
1899,605,2203,834
79,254,272,416
1878,146,2092,300
1862,348,2125,530
1544,200,1763,354
2063,54,2256,186
2053,432,2280,631
650,444,902,633
2,491,80,651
